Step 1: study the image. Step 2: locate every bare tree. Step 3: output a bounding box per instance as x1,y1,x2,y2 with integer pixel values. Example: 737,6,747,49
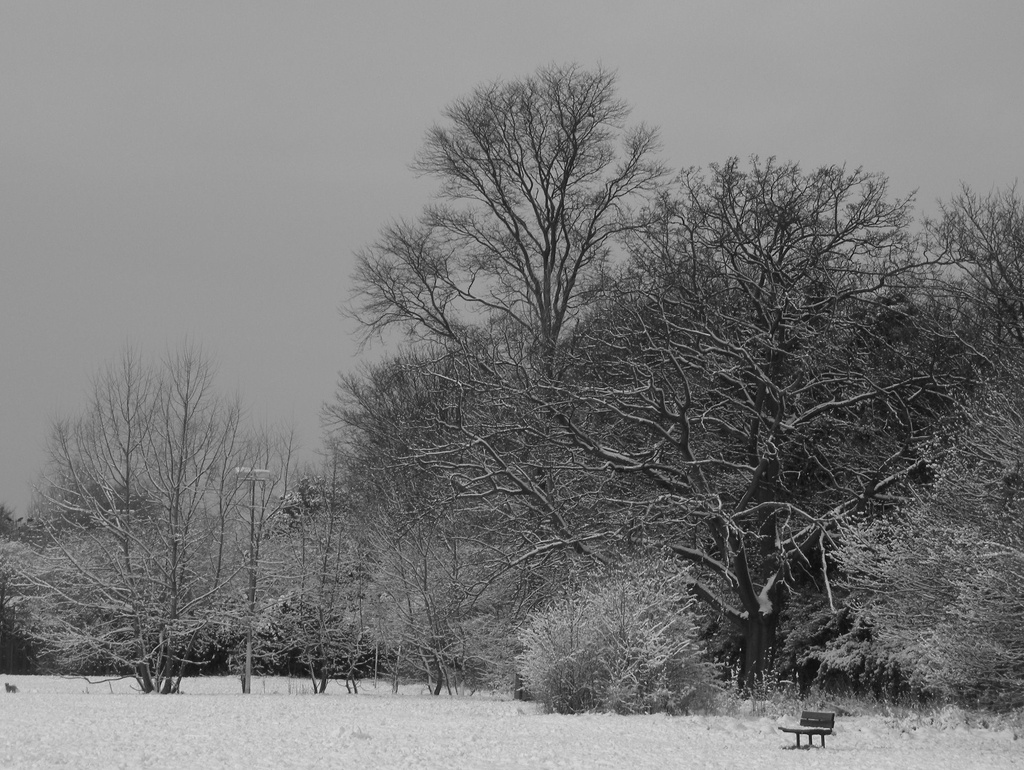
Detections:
927,183,1024,350
337,65,676,687
338,67,666,617
350,63,666,360
229,426,296,693
32,345,245,693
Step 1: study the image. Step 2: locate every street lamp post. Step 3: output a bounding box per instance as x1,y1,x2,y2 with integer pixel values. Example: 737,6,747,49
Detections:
233,467,271,694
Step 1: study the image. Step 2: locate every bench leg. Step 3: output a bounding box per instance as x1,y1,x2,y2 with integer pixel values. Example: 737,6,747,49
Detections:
795,734,801,749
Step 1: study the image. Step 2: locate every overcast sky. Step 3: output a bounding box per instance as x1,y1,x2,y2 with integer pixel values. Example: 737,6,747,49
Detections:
2,1,1022,516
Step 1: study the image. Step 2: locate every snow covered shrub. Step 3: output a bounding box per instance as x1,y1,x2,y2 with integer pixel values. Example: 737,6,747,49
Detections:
780,604,925,702
812,616,925,702
517,592,598,713
842,379,1024,710
518,565,716,714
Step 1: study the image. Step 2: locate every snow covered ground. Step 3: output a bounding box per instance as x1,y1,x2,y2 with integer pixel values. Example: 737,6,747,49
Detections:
0,676,1020,769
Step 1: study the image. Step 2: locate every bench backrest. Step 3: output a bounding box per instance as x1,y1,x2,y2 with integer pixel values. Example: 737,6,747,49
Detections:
799,711,835,729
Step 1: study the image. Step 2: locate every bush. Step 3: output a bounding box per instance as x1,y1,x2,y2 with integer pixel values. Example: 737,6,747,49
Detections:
517,564,717,714
840,378,1024,711
779,604,925,702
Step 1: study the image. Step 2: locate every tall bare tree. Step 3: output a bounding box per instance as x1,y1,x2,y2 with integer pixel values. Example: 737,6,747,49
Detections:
350,62,666,363
340,64,666,584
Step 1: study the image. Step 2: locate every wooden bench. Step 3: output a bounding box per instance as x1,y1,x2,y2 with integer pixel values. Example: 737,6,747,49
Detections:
778,711,835,748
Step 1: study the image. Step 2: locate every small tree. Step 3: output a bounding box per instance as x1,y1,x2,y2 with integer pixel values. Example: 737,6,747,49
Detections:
226,427,295,694
32,345,245,693
274,465,369,694
369,499,528,696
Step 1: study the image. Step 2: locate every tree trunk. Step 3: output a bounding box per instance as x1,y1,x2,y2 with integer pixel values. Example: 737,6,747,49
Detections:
154,632,178,694
171,630,199,694
307,663,326,693
392,643,401,694
513,671,527,701
740,612,778,692
135,663,155,693
418,649,441,695
430,654,444,696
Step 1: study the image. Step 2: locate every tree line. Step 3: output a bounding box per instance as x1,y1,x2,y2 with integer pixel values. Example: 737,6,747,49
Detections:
2,63,1022,709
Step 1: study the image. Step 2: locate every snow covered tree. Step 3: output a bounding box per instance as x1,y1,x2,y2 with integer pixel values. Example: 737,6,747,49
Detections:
541,158,953,688
32,346,246,693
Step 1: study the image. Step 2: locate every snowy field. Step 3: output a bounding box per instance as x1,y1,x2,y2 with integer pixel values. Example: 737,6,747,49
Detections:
0,676,1020,769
